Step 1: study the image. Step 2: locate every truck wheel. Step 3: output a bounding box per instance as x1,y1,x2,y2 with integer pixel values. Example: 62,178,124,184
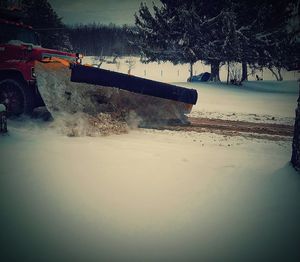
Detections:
0,79,34,116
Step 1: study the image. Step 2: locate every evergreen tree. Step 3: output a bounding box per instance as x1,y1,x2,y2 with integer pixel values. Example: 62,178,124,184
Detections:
134,2,200,66
21,0,72,51
134,0,241,81
204,7,241,81
254,0,296,80
134,0,298,82
232,0,262,81
235,0,298,81
67,23,137,56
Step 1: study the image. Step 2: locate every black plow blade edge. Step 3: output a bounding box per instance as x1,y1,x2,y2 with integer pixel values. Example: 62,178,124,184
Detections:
70,64,198,105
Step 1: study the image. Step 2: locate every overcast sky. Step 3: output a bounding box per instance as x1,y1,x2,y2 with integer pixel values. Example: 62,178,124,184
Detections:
48,0,160,25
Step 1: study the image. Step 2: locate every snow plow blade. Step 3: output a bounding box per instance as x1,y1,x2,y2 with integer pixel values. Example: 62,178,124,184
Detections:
70,64,198,105
35,61,197,124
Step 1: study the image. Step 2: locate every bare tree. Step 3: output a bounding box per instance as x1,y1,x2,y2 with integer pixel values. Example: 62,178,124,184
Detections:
125,57,136,75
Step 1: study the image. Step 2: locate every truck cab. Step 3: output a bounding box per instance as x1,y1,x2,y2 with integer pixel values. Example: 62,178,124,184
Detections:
0,15,79,116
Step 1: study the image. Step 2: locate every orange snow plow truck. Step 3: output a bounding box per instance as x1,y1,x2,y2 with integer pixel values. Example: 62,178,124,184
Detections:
0,3,197,121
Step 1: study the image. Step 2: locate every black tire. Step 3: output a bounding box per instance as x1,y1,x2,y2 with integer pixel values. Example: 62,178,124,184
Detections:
0,79,34,116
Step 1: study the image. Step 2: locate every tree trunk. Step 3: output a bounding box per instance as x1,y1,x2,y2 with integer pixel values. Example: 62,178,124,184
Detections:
241,62,248,82
227,61,230,84
277,67,283,81
268,67,280,81
0,107,7,133
189,62,194,80
291,82,300,171
210,61,220,81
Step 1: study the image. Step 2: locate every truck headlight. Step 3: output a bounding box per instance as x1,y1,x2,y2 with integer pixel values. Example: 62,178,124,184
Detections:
76,53,84,64
31,67,36,78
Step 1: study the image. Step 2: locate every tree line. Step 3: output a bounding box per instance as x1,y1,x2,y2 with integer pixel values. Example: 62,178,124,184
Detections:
134,0,299,81
11,0,138,56
15,0,299,82
66,24,137,56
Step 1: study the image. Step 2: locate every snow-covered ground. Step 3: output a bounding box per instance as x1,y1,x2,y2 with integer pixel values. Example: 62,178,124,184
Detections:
0,60,299,261
183,80,298,125
1,123,300,261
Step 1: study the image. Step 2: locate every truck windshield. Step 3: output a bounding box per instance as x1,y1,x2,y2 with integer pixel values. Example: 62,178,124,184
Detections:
0,23,40,45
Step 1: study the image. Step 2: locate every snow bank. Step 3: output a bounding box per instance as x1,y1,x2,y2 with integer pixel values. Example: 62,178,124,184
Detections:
242,80,299,94
180,81,298,125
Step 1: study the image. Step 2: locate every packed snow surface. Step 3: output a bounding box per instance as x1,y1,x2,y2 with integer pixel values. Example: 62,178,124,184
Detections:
0,123,299,261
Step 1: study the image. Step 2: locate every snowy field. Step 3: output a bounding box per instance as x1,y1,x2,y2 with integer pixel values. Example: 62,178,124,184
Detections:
83,56,299,83
85,56,299,124
0,60,300,261
183,80,298,125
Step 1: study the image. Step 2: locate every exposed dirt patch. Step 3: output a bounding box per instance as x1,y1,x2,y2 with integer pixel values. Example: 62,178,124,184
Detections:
152,117,293,141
